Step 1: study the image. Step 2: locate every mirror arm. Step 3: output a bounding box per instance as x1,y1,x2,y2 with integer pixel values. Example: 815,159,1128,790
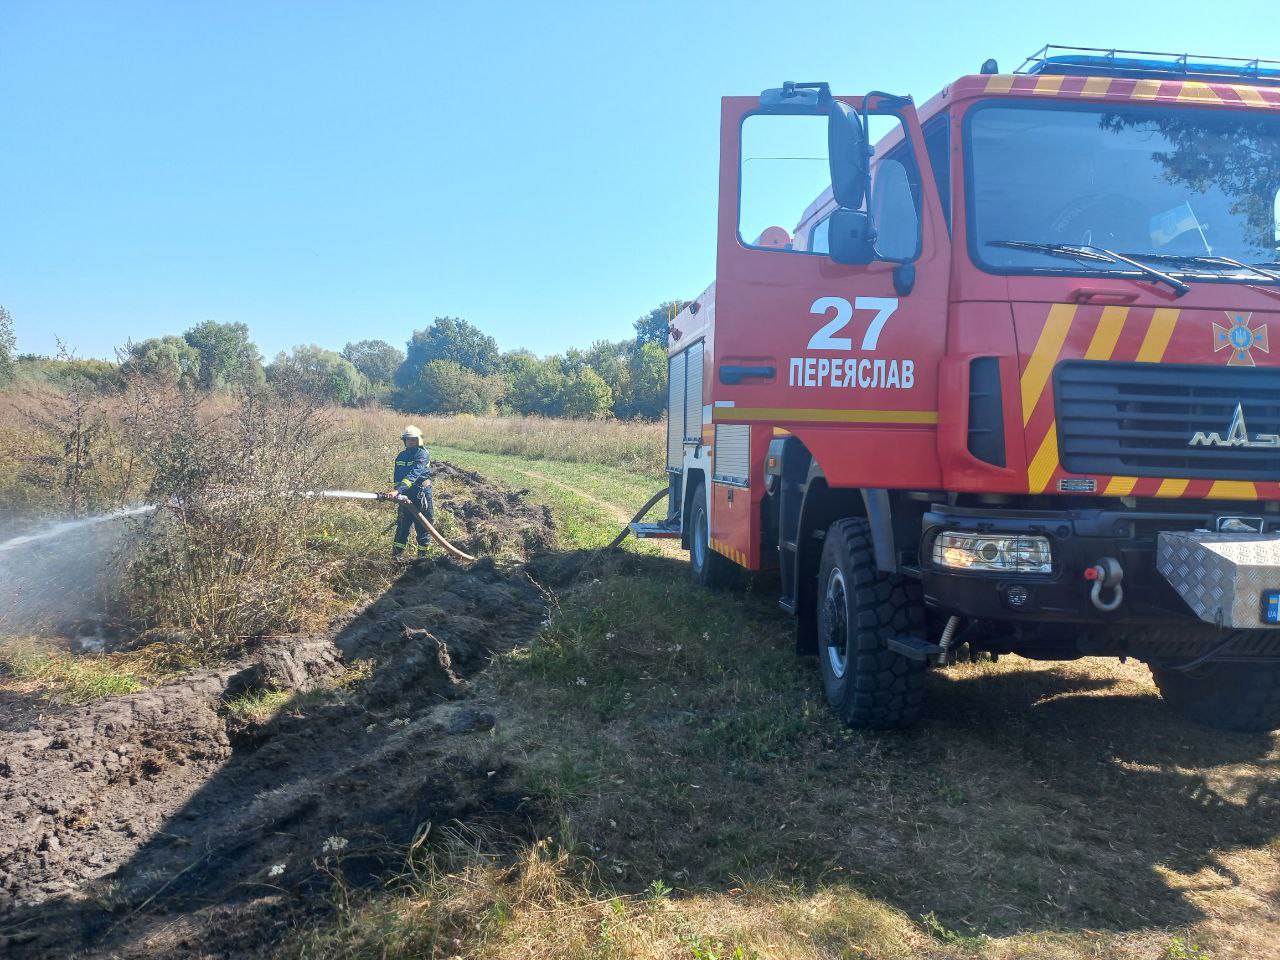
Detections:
893,263,916,296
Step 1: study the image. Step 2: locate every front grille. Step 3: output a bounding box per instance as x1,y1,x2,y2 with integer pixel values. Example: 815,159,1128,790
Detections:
1054,360,1280,481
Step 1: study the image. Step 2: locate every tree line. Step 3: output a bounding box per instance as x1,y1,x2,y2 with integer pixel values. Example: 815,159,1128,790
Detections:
0,302,678,420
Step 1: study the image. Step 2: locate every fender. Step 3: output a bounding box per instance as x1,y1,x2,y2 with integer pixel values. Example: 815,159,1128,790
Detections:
772,439,899,652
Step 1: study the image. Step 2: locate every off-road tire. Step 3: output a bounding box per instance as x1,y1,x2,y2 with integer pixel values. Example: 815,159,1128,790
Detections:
1150,660,1280,733
688,481,733,589
817,518,926,729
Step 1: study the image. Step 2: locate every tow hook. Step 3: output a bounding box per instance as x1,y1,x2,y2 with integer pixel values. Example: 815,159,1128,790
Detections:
1084,557,1124,612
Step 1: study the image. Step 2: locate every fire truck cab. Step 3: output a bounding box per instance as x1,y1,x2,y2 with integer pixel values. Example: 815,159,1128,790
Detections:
637,47,1280,732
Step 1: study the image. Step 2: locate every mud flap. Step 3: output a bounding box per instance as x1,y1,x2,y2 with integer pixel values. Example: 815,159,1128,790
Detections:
1156,531,1280,629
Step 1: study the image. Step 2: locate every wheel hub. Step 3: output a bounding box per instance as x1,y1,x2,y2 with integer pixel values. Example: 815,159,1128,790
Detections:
822,569,849,679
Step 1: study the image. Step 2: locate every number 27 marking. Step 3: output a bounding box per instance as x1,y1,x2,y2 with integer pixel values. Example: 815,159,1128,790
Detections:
807,296,899,351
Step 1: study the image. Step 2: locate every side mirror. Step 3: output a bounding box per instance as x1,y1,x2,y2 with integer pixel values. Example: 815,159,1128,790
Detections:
828,100,869,210
827,209,876,265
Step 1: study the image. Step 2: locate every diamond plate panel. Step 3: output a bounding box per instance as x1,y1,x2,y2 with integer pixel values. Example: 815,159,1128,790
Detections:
1157,531,1280,629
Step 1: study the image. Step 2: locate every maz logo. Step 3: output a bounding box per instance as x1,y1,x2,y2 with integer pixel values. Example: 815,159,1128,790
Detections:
1188,403,1280,448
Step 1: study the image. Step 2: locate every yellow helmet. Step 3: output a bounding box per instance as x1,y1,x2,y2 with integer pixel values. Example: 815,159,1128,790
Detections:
401,425,423,441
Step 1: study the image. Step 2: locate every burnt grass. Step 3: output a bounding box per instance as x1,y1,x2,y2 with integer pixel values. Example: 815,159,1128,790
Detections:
1,463,1278,957
0,465,557,958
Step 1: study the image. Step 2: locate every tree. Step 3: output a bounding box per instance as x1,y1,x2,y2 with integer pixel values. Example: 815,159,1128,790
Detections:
120,336,201,387
342,339,404,386
559,367,613,419
266,345,368,406
183,320,264,390
396,317,500,387
623,341,667,419
634,301,683,347
401,359,504,415
505,356,567,416
0,305,15,385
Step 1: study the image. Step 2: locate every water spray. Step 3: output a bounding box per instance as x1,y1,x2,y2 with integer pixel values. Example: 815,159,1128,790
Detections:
0,504,157,554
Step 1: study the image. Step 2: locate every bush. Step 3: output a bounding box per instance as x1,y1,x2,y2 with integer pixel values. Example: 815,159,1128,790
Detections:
115,385,343,646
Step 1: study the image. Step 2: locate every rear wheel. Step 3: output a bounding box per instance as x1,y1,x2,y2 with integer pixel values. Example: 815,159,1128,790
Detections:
1150,660,1280,733
688,481,732,588
817,518,926,729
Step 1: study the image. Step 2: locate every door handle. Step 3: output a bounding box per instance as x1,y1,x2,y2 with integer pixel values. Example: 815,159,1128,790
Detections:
1070,287,1140,305
719,364,775,384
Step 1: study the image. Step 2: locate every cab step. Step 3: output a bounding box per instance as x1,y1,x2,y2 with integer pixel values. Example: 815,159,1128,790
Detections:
630,520,682,539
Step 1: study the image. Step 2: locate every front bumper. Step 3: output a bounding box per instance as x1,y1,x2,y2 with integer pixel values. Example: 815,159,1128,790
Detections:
920,504,1245,625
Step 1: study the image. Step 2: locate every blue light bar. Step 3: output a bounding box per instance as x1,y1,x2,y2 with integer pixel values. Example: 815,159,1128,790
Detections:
1017,45,1280,87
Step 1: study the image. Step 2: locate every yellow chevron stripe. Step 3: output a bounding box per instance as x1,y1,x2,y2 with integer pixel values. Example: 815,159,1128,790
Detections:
1080,76,1112,97
1027,423,1060,494
1033,75,1064,95
1208,480,1257,500
1178,81,1221,104
1132,79,1162,99
1155,479,1190,498
711,407,937,425
1235,86,1268,107
985,75,1014,93
1084,306,1128,360
1020,303,1076,425
1136,308,1180,362
1103,476,1138,496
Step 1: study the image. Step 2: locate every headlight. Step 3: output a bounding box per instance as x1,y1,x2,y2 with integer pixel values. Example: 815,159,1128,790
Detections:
932,532,1052,574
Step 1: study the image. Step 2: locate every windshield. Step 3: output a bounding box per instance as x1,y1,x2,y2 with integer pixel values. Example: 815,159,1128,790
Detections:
968,102,1280,278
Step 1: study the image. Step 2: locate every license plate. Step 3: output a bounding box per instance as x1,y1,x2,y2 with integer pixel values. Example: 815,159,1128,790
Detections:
1265,591,1280,624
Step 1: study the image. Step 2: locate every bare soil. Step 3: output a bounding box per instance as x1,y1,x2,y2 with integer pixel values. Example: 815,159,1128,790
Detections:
0,464,558,958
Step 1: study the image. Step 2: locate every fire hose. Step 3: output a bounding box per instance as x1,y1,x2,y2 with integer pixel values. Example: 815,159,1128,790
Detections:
375,492,476,563
607,488,669,550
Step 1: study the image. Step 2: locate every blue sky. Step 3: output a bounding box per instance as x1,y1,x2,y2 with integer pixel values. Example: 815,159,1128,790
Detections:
2,1,1276,361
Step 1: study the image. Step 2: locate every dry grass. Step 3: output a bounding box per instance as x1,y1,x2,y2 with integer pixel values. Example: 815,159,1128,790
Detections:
0,639,196,703
336,409,666,478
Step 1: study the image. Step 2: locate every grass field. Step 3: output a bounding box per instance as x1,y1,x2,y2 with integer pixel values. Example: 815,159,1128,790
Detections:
3,402,1276,959
292,421,1280,960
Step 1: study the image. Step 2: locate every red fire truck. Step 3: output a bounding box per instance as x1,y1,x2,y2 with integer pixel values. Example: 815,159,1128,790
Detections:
635,47,1280,732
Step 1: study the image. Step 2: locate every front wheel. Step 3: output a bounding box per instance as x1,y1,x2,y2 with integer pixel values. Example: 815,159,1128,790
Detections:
817,518,926,729
688,481,733,588
1150,659,1280,732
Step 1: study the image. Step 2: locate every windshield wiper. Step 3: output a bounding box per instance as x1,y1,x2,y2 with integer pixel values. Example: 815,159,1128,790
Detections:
1118,252,1280,284
988,240,1190,297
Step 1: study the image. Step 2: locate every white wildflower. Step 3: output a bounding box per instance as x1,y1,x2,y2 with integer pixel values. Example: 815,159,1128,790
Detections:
365,723,377,733
390,717,409,727
575,677,587,687
268,863,287,877
322,836,349,853
605,631,616,640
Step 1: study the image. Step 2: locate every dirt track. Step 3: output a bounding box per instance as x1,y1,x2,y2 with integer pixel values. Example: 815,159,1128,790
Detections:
0,464,558,958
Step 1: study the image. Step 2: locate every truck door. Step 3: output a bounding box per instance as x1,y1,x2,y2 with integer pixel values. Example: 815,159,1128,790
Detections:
710,89,951,497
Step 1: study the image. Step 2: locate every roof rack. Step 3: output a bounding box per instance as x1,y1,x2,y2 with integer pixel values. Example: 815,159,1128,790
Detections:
1016,45,1280,87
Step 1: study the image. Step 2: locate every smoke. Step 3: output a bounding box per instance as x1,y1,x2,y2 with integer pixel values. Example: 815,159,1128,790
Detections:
0,507,154,638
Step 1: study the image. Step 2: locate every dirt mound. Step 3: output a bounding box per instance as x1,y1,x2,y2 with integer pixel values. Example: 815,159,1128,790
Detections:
0,466,557,958
433,461,557,557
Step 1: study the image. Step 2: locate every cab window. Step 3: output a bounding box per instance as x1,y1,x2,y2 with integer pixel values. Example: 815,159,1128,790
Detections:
738,111,923,260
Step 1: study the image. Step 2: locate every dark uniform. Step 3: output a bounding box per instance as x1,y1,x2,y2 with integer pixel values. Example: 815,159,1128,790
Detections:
392,444,434,557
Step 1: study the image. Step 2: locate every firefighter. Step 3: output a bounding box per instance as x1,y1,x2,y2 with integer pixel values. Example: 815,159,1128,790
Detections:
386,425,435,558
